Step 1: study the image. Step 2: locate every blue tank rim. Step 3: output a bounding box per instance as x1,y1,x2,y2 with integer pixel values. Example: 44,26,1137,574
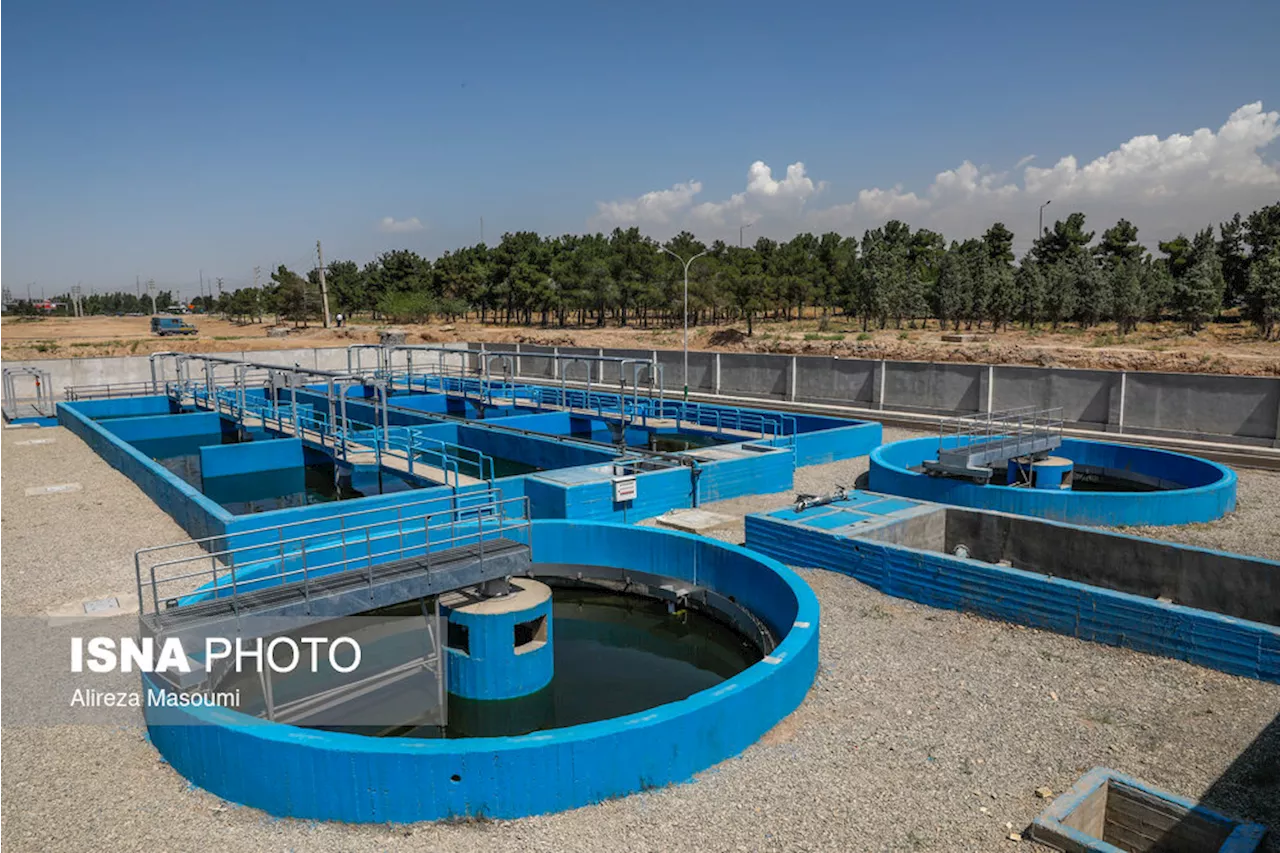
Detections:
867,436,1237,527
871,435,1235,493
144,519,818,757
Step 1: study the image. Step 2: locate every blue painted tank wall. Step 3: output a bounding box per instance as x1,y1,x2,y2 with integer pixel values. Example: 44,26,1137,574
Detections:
787,421,882,467
385,393,453,415
455,425,615,470
868,436,1236,526
698,448,794,503
286,389,437,428
58,399,234,542
143,521,820,823
103,411,223,442
61,395,175,419
58,397,486,552
200,438,303,479
444,589,554,700
745,512,1278,682
528,466,693,522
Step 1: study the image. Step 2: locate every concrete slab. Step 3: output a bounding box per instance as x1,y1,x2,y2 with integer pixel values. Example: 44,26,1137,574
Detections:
686,446,753,462
24,482,82,496
530,465,613,485
46,591,140,621
654,508,737,534
799,510,873,529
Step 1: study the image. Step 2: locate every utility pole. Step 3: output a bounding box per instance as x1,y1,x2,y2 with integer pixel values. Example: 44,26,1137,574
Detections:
253,266,262,324
136,275,141,298
480,216,485,245
658,246,709,402
316,240,332,328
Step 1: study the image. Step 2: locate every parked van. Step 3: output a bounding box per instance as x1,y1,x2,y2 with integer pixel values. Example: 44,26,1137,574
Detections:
150,316,197,336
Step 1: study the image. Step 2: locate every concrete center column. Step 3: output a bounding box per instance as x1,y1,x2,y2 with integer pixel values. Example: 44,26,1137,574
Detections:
441,579,554,700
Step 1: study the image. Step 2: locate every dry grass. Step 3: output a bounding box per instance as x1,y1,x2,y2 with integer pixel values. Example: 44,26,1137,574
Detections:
3,313,1277,375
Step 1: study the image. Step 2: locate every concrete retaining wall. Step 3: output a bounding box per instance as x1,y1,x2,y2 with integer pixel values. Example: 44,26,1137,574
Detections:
1123,370,1280,442
511,345,1272,447
657,349,715,393
793,356,877,407
719,352,789,400
944,509,1279,625
17,344,1280,446
746,509,1279,683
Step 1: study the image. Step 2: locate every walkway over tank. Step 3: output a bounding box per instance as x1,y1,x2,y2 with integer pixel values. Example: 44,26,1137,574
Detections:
135,492,531,686
923,407,1063,483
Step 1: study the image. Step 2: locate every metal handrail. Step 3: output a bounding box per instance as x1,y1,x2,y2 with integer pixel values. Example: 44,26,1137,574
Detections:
63,380,161,402
135,487,504,564
936,406,1064,460
137,495,529,619
200,386,494,485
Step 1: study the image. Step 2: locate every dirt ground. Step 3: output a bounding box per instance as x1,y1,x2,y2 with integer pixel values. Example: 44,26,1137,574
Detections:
3,314,1277,375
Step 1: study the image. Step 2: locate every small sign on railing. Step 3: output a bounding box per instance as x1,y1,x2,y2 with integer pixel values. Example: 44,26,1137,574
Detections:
612,475,638,502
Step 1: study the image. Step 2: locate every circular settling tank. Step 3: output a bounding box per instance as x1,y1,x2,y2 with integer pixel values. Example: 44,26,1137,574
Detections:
869,436,1236,526
143,521,819,822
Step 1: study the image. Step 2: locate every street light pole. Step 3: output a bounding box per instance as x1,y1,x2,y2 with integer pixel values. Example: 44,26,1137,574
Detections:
1038,199,1052,239
739,222,753,248
658,245,709,402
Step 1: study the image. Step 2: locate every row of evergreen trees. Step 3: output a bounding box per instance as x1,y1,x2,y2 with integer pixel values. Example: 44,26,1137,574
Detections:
42,201,1280,339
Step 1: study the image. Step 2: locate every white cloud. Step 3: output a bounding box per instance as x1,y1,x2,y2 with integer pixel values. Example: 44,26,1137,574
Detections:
593,180,702,226
592,103,1280,250
378,216,425,234
593,161,823,230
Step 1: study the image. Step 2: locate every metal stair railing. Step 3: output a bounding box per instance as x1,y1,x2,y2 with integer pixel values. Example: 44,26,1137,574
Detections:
134,493,529,623
934,406,1064,470
211,387,497,486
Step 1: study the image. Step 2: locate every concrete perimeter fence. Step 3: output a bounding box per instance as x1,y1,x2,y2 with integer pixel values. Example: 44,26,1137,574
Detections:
3,342,1277,447
464,343,1280,449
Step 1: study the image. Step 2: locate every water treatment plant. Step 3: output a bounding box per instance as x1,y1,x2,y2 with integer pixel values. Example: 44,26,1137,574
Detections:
3,343,1278,851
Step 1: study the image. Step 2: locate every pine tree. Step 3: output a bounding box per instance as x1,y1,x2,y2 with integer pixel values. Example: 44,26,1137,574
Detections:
1174,255,1224,333
986,262,1018,331
1109,260,1145,335
1142,260,1174,322
1015,263,1044,328
933,245,970,331
1071,252,1108,328
1043,260,1078,330
1245,242,1280,339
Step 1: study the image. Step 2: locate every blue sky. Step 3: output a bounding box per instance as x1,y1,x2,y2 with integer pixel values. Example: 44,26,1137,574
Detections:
4,0,1279,299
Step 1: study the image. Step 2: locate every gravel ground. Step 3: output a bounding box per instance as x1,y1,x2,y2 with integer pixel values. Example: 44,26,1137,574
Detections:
0,425,190,615
3,425,1278,853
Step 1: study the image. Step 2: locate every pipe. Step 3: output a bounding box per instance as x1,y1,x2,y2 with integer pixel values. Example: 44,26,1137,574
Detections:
793,486,850,513
149,351,182,393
